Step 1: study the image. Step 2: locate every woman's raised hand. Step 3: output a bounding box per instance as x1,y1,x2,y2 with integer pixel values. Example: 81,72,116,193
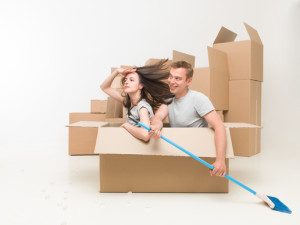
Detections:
117,68,136,76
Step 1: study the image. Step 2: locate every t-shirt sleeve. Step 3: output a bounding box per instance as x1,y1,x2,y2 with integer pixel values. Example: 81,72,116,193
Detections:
194,93,215,117
137,101,153,115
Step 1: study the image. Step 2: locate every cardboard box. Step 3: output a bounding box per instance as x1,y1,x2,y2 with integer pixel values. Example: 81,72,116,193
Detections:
106,96,123,119
145,58,172,73
189,47,229,110
229,127,261,157
224,80,262,157
68,121,235,192
67,122,260,192
91,100,107,114
105,118,126,123
172,50,195,67
68,113,106,155
213,23,263,81
216,110,224,122
224,80,261,125
122,106,127,119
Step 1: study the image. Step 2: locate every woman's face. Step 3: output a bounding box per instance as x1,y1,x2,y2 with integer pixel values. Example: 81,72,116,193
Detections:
123,72,143,94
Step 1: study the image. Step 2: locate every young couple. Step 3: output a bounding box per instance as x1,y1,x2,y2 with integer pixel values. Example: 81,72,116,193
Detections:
100,60,226,177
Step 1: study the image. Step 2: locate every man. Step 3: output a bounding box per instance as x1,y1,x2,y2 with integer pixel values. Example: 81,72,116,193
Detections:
150,61,227,177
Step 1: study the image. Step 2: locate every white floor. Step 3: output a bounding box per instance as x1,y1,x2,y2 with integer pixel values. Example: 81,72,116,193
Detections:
1,143,299,225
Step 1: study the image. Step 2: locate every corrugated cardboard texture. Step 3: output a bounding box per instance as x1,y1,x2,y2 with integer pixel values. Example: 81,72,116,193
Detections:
68,113,106,155
225,80,261,125
172,50,195,67
91,100,107,114
213,23,263,81
100,155,229,193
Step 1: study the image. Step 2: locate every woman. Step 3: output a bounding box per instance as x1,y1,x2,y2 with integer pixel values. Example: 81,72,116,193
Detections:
100,59,173,142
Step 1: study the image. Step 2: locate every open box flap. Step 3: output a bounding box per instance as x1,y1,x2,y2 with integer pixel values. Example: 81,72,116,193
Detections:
243,22,263,45
213,26,237,44
95,127,234,158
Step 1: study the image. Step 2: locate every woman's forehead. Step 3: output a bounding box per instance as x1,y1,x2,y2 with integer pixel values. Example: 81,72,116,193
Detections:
125,72,138,78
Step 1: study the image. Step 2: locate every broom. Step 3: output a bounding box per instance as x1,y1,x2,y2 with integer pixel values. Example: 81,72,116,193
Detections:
130,118,292,214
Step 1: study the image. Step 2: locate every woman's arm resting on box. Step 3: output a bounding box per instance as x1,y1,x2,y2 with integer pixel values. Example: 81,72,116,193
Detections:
121,107,151,142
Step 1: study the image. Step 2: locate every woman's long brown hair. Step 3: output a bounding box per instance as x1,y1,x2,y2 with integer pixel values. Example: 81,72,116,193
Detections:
121,59,174,116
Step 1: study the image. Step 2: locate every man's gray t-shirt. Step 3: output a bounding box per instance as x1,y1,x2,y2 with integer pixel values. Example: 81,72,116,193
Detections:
168,89,215,127
126,99,154,127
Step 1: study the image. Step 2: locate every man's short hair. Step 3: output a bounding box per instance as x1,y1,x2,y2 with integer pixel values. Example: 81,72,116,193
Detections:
170,61,193,80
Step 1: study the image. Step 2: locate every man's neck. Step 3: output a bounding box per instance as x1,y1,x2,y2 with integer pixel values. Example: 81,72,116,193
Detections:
175,88,189,99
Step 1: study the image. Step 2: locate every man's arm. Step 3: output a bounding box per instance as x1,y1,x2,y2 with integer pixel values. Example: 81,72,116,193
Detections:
204,110,227,177
149,104,168,139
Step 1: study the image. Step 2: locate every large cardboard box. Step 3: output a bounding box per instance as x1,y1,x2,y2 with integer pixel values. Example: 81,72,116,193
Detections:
68,113,106,155
172,50,195,67
225,80,261,125
68,122,258,192
213,23,263,81
68,121,235,193
189,47,229,110
91,100,107,114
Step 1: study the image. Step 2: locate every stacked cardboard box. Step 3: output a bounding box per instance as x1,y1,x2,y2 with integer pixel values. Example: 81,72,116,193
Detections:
189,47,229,111
69,70,125,155
213,23,263,156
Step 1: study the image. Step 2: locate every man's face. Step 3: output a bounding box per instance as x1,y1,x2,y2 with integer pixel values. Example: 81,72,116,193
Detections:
168,67,192,97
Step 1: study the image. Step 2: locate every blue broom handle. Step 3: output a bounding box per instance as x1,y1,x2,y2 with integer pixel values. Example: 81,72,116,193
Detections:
137,121,257,195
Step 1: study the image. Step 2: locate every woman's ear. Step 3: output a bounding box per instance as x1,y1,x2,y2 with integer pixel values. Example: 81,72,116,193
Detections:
138,83,144,90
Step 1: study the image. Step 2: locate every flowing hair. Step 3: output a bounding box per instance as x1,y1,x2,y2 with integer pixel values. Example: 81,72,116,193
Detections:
121,59,174,116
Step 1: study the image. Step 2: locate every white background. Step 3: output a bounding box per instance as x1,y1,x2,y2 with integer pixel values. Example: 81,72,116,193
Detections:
1,0,300,151
1,1,300,224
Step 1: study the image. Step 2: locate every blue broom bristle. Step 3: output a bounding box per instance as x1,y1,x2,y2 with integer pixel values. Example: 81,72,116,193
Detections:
267,195,292,214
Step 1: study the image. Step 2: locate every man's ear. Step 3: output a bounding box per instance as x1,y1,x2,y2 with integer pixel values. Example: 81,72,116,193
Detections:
186,77,193,86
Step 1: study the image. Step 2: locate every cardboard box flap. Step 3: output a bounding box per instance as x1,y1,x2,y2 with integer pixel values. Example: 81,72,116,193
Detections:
213,26,237,44
207,47,228,72
243,22,263,45
172,50,195,67
95,126,234,158
224,122,261,128
67,121,108,127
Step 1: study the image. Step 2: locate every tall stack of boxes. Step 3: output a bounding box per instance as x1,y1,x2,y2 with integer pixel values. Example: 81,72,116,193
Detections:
213,23,263,156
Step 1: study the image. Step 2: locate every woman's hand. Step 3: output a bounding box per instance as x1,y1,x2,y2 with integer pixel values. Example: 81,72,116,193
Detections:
117,68,136,76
